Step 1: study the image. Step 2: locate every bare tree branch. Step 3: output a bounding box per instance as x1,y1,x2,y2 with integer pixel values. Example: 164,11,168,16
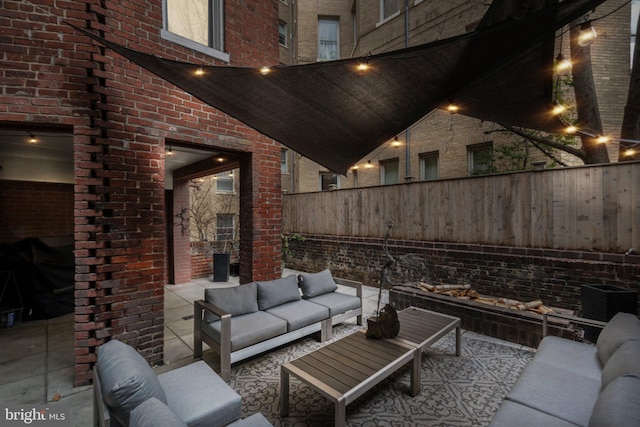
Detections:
502,124,588,161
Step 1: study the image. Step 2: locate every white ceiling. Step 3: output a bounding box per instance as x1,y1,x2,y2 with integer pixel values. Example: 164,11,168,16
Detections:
0,129,217,187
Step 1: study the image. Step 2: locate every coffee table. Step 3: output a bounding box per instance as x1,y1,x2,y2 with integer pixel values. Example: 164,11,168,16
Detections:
280,330,419,427
280,307,462,426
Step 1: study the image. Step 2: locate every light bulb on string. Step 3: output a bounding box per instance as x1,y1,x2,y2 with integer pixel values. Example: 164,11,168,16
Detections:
578,21,597,47
554,53,572,75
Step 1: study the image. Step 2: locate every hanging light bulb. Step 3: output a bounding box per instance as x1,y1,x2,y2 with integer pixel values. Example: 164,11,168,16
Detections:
259,66,271,75
391,137,401,147
554,53,572,75
624,148,636,157
596,135,609,144
565,125,578,134
194,65,205,76
552,103,566,115
578,21,597,47
446,103,459,113
27,132,37,143
166,146,174,156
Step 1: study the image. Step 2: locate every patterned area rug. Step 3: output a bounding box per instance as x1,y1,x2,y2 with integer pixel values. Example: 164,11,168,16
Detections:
228,324,534,426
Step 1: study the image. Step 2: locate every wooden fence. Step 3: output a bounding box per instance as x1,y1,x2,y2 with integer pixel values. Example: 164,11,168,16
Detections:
282,161,640,253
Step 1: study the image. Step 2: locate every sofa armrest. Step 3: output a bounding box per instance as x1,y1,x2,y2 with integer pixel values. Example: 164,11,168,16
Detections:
334,277,363,300
542,311,607,337
193,299,231,375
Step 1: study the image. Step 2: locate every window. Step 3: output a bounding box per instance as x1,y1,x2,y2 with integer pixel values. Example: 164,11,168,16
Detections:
279,21,287,46
281,149,289,173
320,172,339,190
419,152,439,181
216,213,235,241
215,171,235,193
468,143,493,176
380,158,399,185
381,0,399,21
632,1,639,66
162,0,228,62
318,18,339,61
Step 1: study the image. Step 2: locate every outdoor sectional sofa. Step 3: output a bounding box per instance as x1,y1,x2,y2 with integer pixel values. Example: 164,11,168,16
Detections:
194,269,363,381
490,312,640,427
93,339,272,427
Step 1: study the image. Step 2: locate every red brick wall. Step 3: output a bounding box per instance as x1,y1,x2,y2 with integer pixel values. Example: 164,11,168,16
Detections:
0,180,74,243
1,0,280,385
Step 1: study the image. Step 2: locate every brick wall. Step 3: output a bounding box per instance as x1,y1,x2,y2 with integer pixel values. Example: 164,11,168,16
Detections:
285,235,640,315
0,181,74,243
1,0,280,385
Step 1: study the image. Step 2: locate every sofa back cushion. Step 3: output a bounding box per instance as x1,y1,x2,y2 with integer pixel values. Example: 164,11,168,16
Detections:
596,312,640,365
257,275,300,310
601,339,640,389
97,340,167,426
588,375,640,427
204,282,259,322
298,269,338,299
129,397,187,427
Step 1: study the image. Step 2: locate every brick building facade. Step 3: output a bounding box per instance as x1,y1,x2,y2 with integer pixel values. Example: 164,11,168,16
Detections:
0,0,281,385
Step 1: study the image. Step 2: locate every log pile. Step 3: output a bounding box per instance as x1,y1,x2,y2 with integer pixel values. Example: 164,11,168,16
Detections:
416,282,554,315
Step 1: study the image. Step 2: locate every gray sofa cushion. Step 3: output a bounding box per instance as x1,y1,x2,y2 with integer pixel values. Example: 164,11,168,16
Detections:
257,275,300,310
158,360,242,427
298,269,338,298
202,311,288,352
306,292,361,317
596,312,640,365
204,282,259,322
226,413,273,426
601,339,640,389
96,340,167,426
490,400,579,427
506,361,601,427
589,375,640,427
129,398,187,427
265,299,329,331
535,335,601,380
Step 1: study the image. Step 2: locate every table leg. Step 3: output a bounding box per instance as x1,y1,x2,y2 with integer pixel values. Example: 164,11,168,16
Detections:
335,398,346,427
280,368,289,417
410,348,421,396
455,324,461,357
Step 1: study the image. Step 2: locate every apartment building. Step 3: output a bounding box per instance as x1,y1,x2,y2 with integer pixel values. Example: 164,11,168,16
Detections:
279,0,634,193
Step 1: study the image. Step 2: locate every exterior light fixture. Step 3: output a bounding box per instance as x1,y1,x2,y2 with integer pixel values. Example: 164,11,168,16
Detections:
578,21,597,47
554,53,572,75
552,104,566,115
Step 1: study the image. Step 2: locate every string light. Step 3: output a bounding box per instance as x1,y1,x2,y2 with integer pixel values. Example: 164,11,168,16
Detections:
259,66,271,75
565,125,578,134
446,103,459,113
578,21,597,47
391,137,401,147
166,145,174,156
596,135,609,144
194,65,205,76
552,104,566,115
554,53,572,75
27,132,37,143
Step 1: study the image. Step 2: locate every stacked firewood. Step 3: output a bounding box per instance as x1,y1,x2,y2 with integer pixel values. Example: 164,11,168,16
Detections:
416,282,554,315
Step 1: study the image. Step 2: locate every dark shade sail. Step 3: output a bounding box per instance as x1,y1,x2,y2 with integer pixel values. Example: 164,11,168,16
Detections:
69,0,604,174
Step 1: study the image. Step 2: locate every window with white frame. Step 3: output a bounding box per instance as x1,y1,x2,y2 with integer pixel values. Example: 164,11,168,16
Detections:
320,172,339,190
214,171,235,193
216,213,235,241
632,1,639,66
162,0,228,61
380,158,399,185
419,151,439,181
467,143,493,176
281,149,289,173
318,17,339,61
381,0,399,21
279,21,287,46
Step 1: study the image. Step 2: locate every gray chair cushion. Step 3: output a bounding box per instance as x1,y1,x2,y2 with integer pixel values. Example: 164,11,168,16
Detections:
490,400,579,427
129,397,187,427
601,339,640,389
96,340,167,426
204,282,259,322
257,275,300,310
202,311,288,352
158,360,242,427
589,375,640,427
265,299,329,331
597,312,640,366
506,361,601,427
226,413,273,426
298,269,338,298
306,292,361,317
535,335,601,380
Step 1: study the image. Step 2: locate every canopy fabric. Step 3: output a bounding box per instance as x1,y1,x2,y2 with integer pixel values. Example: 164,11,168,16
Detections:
69,0,604,174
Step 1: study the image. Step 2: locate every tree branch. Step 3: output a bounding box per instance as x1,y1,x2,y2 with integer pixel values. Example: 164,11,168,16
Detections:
502,124,588,162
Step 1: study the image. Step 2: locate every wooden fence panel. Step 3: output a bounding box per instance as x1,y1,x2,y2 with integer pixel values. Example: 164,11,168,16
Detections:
282,162,640,253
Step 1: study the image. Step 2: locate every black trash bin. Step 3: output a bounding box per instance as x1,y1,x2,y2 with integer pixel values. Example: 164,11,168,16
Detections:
213,253,230,282
581,284,638,342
